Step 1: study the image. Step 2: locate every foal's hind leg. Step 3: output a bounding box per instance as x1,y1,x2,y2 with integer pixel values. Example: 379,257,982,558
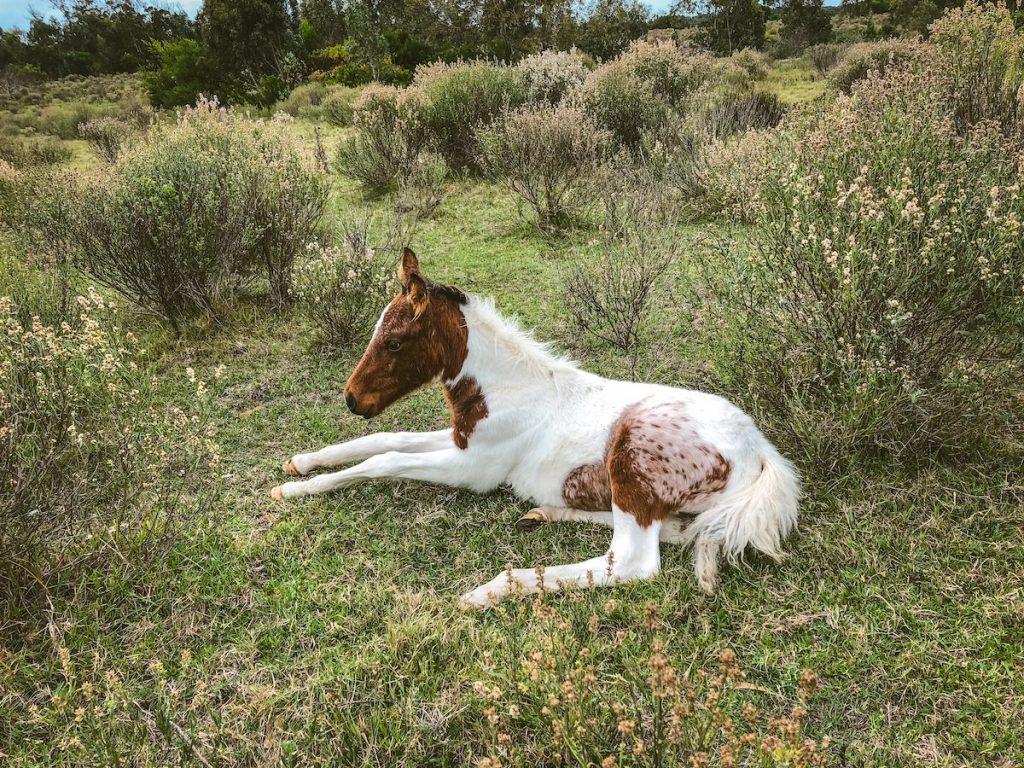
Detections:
517,505,690,543
460,504,662,609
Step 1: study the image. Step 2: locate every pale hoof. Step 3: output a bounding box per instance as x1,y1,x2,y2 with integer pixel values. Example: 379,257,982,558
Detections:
282,460,300,476
697,569,719,594
458,586,499,611
515,508,547,531
270,486,285,501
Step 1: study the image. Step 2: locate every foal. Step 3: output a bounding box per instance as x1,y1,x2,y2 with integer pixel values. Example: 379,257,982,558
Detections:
272,250,800,609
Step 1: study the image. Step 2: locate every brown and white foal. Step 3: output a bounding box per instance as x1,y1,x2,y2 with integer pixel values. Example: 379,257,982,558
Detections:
272,250,800,609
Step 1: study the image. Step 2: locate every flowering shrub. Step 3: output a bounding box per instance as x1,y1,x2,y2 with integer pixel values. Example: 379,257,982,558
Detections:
0,265,219,624
0,134,72,168
78,115,135,162
336,84,429,196
826,39,930,94
694,63,1024,465
414,61,526,172
293,217,408,353
47,98,328,329
702,91,785,139
472,600,829,767
477,102,612,233
928,0,1024,143
394,152,448,218
809,43,847,74
515,49,590,105
320,86,358,126
681,128,777,222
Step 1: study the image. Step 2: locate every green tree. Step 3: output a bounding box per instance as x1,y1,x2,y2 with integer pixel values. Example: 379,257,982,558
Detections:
705,0,766,53
144,38,218,108
578,0,651,60
200,0,298,84
780,0,831,51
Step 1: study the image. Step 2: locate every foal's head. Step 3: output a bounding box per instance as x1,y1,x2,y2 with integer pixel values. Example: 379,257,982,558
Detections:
344,249,468,419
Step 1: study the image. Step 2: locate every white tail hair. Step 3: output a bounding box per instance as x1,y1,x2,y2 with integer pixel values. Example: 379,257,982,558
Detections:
682,445,801,565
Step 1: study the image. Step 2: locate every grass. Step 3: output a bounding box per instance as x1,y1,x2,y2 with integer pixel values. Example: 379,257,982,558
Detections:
765,58,826,104
2,83,1022,766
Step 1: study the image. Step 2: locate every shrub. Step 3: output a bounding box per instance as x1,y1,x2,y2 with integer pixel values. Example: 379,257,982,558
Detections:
581,66,670,151
702,90,785,138
394,153,448,218
44,99,327,330
78,116,135,162
336,84,429,196
727,47,771,82
826,39,930,93
36,100,104,139
293,216,409,353
0,262,218,625
414,61,526,172
694,65,1024,466
144,38,219,109
471,601,829,767
320,86,358,126
612,39,714,109
928,0,1024,144
0,134,72,167
563,174,682,378
809,42,847,74
478,102,612,233
275,82,328,116
678,128,777,222
515,49,590,104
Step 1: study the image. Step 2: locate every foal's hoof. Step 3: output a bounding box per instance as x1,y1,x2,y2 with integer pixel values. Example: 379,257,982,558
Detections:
515,508,547,531
282,460,300,476
270,485,285,501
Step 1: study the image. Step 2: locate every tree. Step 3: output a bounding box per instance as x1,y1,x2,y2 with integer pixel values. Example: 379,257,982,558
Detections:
779,0,831,51
200,0,298,83
705,0,766,53
144,39,219,108
578,0,651,61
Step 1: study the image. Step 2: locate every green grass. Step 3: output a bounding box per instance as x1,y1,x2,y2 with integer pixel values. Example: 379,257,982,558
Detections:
1,87,1022,767
766,58,827,105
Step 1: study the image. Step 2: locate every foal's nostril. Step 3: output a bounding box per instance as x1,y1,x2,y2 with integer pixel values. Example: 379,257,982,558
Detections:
345,392,358,413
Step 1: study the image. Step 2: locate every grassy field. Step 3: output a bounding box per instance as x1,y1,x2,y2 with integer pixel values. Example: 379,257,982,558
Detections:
2,57,1022,767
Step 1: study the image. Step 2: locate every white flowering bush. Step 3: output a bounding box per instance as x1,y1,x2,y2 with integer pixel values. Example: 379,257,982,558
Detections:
477,102,612,233
0,264,219,623
681,128,777,222
515,49,590,105
826,39,930,94
293,220,405,353
337,84,430,197
695,63,1024,464
45,97,328,331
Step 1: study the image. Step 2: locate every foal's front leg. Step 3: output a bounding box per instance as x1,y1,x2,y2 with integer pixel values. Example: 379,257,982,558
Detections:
460,506,662,609
272,447,474,500
282,429,454,476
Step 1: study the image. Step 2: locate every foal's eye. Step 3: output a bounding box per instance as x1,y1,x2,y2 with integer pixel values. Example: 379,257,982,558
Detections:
386,340,401,352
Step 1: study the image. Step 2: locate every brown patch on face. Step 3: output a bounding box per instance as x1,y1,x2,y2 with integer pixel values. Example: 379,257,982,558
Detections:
344,250,469,418
563,463,612,511
445,377,489,448
606,401,731,528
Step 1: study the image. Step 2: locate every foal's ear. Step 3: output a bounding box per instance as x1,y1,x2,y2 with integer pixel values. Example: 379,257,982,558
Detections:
399,247,420,284
406,272,430,317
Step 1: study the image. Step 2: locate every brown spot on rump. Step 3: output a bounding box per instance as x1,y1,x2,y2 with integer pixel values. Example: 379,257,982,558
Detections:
562,463,612,511
344,249,470,418
607,401,731,528
445,376,489,449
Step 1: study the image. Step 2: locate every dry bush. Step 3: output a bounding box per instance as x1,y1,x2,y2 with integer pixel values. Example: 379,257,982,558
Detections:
477,102,612,233
0,134,72,168
693,61,1024,467
472,601,830,767
678,128,778,222
293,214,412,353
394,153,448,218
320,86,358,126
826,39,931,93
515,48,590,104
809,43,847,74
703,91,785,139
929,0,1024,144
336,84,429,196
78,116,135,162
563,169,682,378
722,47,771,87
0,260,218,628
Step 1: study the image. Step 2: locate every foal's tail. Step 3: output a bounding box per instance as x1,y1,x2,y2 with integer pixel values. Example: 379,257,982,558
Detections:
681,443,800,566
